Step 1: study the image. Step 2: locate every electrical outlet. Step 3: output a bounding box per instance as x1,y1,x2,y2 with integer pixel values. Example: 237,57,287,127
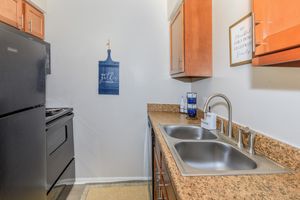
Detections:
202,96,208,104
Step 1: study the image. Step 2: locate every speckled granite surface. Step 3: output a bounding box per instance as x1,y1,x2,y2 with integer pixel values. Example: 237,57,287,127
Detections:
147,104,180,113
148,111,300,200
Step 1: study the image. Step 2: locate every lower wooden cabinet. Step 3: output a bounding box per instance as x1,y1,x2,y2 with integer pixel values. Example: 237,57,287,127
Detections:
153,135,177,200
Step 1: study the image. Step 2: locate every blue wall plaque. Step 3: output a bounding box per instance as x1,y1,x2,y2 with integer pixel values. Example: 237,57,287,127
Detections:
98,49,119,95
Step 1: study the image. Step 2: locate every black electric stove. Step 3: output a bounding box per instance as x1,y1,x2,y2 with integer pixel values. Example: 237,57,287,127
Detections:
45,107,75,200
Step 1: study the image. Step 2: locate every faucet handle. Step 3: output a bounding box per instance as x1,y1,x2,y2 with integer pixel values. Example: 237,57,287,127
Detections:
237,128,244,149
248,131,256,155
241,126,250,133
237,127,256,155
237,126,250,149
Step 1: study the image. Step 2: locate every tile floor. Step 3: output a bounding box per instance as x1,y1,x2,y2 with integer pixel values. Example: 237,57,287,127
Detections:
59,181,150,200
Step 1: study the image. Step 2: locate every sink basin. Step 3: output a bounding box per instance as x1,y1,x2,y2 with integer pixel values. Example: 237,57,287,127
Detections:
175,142,257,171
163,125,217,140
159,124,289,176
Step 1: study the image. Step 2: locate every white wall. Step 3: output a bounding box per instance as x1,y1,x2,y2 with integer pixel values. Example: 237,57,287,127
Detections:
27,0,47,12
192,0,300,148
167,0,182,20
45,0,190,182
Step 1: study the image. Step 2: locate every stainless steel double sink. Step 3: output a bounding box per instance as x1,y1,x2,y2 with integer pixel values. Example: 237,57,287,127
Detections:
160,124,289,176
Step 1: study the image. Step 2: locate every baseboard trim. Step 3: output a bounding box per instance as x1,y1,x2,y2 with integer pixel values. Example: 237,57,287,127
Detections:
75,177,151,185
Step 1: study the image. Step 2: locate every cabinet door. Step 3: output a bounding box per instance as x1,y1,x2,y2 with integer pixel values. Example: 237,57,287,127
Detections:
253,0,300,56
153,137,177,200
0,0,22,29
153,143,161,200
24,2,44,39
170,5,184,75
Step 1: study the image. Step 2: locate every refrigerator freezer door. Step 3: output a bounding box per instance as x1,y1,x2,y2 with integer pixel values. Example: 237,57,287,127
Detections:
0,107,46,200
0,25,46,116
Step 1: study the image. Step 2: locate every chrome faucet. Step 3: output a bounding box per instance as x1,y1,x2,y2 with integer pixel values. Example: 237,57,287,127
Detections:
203,93,233,138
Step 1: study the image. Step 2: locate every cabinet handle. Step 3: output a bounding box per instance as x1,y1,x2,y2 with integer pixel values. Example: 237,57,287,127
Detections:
255,42,267,47
29,20,32,32
159,183,170,187
255,20,263,25
21,14,24,29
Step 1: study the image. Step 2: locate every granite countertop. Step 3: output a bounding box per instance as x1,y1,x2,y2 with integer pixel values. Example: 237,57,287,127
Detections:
148,111,300,200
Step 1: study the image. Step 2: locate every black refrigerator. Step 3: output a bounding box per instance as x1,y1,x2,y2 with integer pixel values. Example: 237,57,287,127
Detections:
0,22,47,200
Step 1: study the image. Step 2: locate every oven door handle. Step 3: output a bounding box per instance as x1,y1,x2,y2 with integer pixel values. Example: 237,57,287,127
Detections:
46,113,74,130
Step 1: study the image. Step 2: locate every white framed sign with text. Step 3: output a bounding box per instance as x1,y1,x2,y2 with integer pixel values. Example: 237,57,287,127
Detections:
229,13,253,67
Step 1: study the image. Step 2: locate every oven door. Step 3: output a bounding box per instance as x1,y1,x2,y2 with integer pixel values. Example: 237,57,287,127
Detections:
46,113,74,192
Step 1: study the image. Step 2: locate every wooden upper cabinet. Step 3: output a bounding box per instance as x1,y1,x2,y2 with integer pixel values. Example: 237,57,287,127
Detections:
0,0,45,39
170,0,212,78
253,0,300,66
23,2,44,39
0,0,23,29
